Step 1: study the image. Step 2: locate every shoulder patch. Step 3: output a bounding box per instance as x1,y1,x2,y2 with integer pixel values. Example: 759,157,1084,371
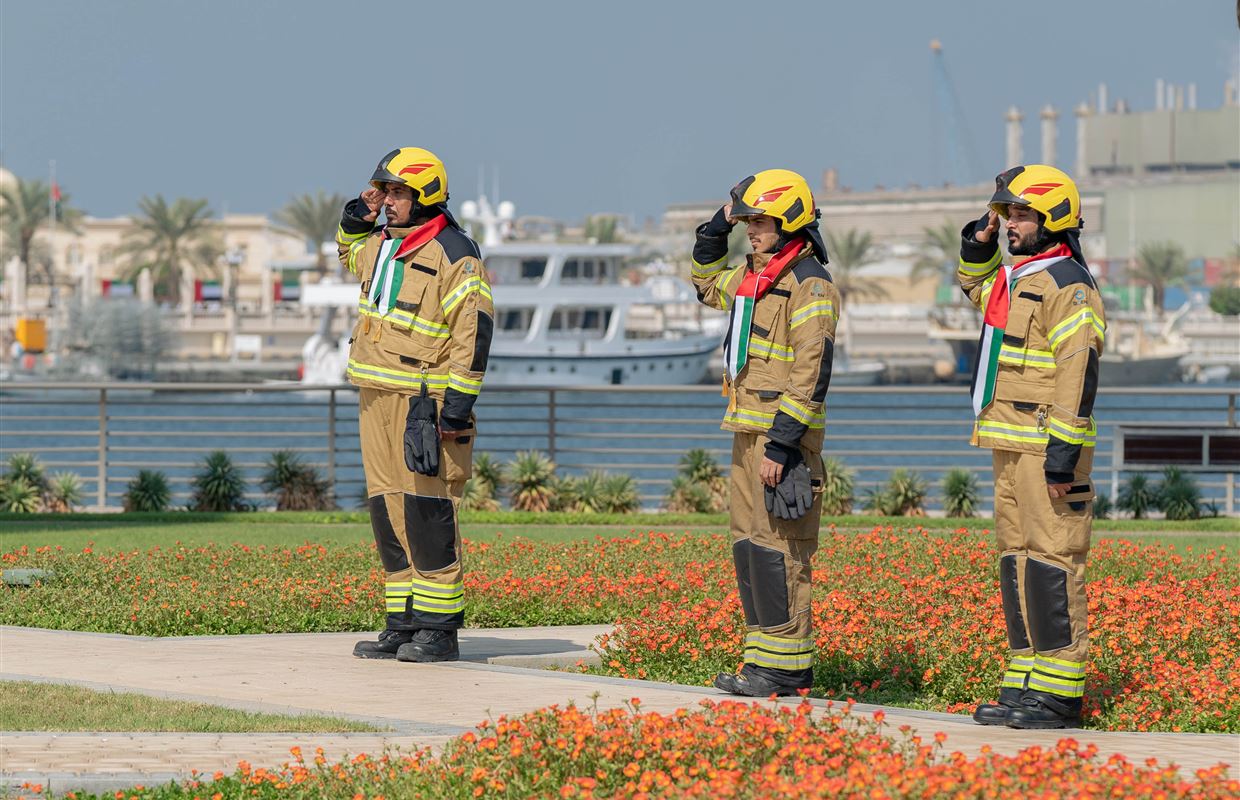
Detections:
1047,258,1096,291
434,225,482,264
792,258,831,284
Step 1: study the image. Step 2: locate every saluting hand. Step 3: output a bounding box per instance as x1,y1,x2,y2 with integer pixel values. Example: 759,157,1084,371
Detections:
722,202,739,226
361,187,385,222
974,210,1000,243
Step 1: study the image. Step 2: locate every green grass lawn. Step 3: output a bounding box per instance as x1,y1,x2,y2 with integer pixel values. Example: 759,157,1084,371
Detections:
0,680,381,732
2,511,1236,553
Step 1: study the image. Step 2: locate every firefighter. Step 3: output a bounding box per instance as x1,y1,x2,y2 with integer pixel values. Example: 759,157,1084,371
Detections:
340,147,494,663
958,164,1104,729
692,169,839,697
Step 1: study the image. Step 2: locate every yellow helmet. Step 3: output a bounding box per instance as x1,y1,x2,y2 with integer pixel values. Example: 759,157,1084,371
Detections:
988,164,1081,233
729,169,816,233
369,147,449,207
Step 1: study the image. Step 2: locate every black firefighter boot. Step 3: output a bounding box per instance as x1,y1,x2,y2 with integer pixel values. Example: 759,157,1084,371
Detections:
972,687,1025,726
396,629,460,663
1005,691,1082,729
713,664,808,698
352,629,414,660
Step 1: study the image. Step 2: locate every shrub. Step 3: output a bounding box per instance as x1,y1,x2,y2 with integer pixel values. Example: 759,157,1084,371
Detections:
870,469,927,517
679,448,728,510
123,470,171,512
0,477,41,513
666,474,713,513
599,473,640,514
1117,473,1156,519
1208,284,1240,316
1093,491,1112,520
5,453,48,494
260,450,333,511
941,468,981,518
820,457,854,516
44,472,84,513
190,451,249,512
1157,466,1201,521
506,451,555,513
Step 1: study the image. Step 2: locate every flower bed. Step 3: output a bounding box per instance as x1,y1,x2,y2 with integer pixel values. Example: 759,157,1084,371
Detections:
3,528,1236,732
12,700,1236,799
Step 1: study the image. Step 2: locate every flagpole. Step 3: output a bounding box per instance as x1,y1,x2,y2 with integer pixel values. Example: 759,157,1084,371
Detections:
48,160,56,307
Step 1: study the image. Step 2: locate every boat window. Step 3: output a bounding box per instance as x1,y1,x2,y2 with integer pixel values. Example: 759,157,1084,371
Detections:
562,259,579,279
547,306,613,338
520,259,546,280
496,307,534,337
561,258,612,283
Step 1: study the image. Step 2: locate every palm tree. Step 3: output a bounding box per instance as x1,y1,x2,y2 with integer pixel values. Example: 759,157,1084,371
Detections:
275,191,347,277
117,195,220,306
0,176,83,289
825,228,888,307
910,221,960,284
1131,241,1190,316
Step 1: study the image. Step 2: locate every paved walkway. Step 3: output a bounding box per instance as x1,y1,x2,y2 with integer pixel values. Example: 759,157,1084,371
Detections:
2,625,1236,796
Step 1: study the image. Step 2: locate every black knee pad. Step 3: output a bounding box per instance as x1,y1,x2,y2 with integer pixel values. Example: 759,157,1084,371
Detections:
404,494,457,572
999,554,1030,650
732,539,758,626
1024,558,1073,652
748,542,789,628
369,496,409,572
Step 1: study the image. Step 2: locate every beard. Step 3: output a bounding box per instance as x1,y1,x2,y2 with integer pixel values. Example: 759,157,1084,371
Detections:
1008,228,1045,256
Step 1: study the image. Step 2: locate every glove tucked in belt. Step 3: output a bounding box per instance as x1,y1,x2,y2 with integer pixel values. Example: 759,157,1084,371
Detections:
764,449,813,521
404,384,440,476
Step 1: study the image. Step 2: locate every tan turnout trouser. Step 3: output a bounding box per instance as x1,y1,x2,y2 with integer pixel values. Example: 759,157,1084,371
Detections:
359,387,474,631
728,432,823,680
991,448,1092,702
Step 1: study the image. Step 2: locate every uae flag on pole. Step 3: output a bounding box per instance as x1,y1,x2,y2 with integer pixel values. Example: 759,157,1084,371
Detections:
50,183,63,221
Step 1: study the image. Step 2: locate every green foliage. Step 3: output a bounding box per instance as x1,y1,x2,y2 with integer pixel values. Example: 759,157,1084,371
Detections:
124,470,172,513
910,221,960,284
874,469,928,517
45,472,84,513
940,469,981,518
665,449,727,514
506,451,556,513
0,478,42,513
1132,241,1190,313
473,453,504,495
460,453,502,512
1093,492,1112,520
0,175,83,287
275,191,348,275
6,453,48,493
599,473,640,514
1207,285,1240,316
824,228,888,306
260,451,333,511
1117,474,1157,520
1157,467,1201,521
583,214,621,244
190,451,249,512
118,195,220,306
820,457,854,516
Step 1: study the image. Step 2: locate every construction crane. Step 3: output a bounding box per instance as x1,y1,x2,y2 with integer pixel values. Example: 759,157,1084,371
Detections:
929,40,981,186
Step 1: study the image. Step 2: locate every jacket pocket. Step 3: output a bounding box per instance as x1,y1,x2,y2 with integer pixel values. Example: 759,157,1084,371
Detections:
442,430,475,484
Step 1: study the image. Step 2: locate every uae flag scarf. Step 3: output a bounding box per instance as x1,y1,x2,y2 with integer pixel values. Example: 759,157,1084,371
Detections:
368,213,450,317
970,242,1072,416
723,237,805,381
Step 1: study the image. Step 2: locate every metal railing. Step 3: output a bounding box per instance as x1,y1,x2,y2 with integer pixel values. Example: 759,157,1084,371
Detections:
0,382,1235,514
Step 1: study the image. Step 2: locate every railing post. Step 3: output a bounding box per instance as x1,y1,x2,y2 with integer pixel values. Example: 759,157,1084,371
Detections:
1228,392,1236,515
1228,392,1236,427
327,388,338,491
547,388,557,462
97,388,107,509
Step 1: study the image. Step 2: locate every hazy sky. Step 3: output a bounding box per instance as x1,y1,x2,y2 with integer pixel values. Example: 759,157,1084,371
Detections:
2,1,1236,222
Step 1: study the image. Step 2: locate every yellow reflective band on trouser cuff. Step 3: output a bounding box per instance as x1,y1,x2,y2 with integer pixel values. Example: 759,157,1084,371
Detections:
788,301,837,330
743,632,815,671
778,395,824,428
1001,655,1034,689
347,360,450,391
959,250,1002,276
748,337,794,362
1034,655,1086,678
441,276,493,314
997,344,1057,369
1048,308,1105,351
385,581,413,612
1047,417,1097,447
409,579,465,614
448,372,483,396
976,421,1048,445
1028,671,1085,698
692,257,727,277
358,299,451,338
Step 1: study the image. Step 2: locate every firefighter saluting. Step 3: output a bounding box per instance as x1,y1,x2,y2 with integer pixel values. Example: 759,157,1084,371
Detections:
339,147,494,663
692,170,839,697
958,165,1104,729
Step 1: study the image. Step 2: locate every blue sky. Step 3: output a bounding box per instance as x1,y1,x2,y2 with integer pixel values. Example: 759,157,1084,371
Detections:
2,0,1236,222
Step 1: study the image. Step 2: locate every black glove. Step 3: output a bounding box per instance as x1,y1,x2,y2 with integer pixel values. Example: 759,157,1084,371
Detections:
763,451,814,521
404,384,440,476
